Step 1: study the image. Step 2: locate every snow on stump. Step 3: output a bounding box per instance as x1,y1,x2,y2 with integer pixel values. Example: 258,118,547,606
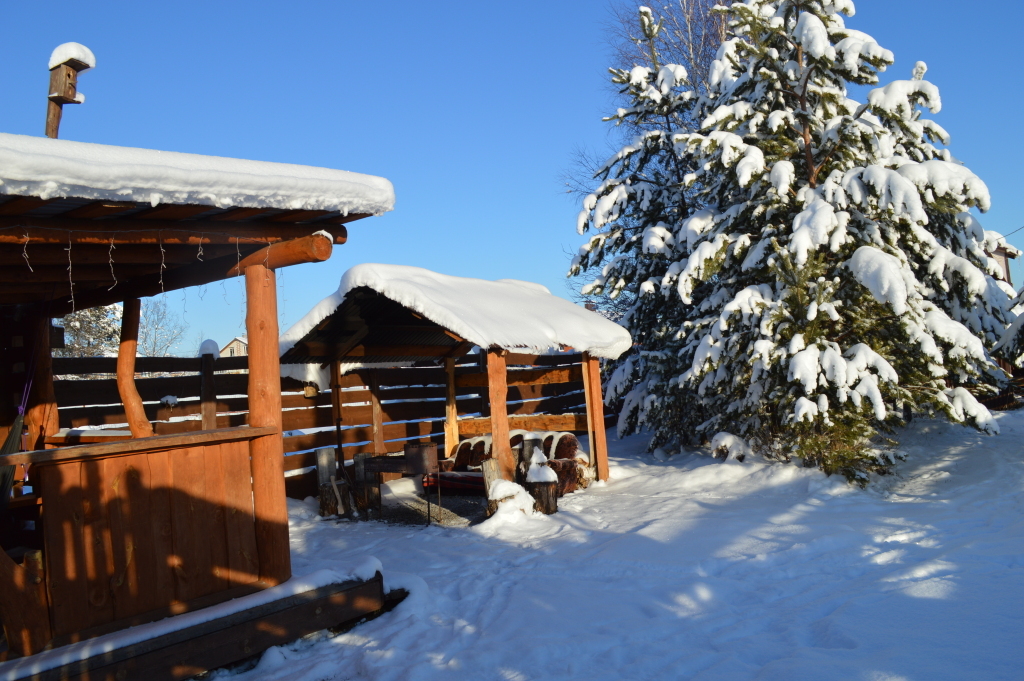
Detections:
525,449,558,514
711,432,753,462
486,473,538,520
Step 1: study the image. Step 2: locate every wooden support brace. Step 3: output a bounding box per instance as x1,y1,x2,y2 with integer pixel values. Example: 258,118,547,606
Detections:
117,299,154,439
245,264,290,585
24,308,59,450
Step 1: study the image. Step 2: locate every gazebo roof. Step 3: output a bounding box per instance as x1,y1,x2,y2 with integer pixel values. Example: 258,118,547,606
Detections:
278,264,632,385
0,133,394,312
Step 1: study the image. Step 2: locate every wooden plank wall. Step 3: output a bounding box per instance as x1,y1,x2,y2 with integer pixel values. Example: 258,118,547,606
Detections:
35,438,261,640
50,351,592,477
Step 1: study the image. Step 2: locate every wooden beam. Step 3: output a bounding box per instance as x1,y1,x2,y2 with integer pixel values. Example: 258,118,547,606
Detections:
0,197,57,216
35,576,384,681
50,233,334,316
344,344,455,358
132,204,215,221
0,426,277,468
60,201,137,219
456,365,583,388
52,355,248,375
210,207,276,222
444,358,459,458
0,217,350,245
318,212,371,225
117,299,155,439
263,209,332,223
0,243,254,266
486,350,515,481
0,264,154,283
457,413,589,438
24,307,59,450
244,263,291,586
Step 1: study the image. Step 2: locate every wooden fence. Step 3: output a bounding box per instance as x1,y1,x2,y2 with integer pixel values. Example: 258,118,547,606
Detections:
49,351,602,496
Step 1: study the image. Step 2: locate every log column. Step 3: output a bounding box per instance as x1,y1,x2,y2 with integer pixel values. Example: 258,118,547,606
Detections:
582,353,610,481
24,308,59,450
444,357,459,458
117,299,154,439
245,264,290,585
486,349,515,481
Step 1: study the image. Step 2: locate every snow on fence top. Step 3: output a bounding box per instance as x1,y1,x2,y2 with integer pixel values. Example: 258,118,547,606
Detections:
280,263,633,360
0,133,395,215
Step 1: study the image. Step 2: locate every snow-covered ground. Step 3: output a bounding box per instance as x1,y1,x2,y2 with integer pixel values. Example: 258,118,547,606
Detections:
221,412,1024,681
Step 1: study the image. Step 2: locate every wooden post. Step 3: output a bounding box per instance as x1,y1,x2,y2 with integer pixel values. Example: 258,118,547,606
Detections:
245,264,290,585
316,447,340,517
486,349,514,481
116,298,154,439
444,357,459,458
368,370,386,456
583,353,610,481
200,352,217,430
0,550,52,656
331,360,344,454
24,308,59,451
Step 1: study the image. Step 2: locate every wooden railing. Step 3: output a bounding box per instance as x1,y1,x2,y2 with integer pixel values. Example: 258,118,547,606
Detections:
47,351,605,496
0,426,279,656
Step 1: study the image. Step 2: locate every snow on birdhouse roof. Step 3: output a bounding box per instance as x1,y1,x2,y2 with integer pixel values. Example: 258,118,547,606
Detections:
280,263,633,360
49,42,96,70
0,132,394,215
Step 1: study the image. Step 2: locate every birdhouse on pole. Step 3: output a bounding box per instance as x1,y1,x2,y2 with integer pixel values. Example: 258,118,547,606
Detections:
45,42,95,139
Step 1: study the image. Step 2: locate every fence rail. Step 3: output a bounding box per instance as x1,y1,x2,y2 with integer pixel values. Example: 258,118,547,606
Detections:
49,352,595,480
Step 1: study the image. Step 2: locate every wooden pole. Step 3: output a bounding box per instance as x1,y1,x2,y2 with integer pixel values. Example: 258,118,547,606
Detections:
444,357,459,458
245,264,290,585
44,99,63,140
330,360,344,455
200,352,217,430
368,370,386,456
486,349,514,481
583,353,610,481
116,299,154,439
24,308,59,450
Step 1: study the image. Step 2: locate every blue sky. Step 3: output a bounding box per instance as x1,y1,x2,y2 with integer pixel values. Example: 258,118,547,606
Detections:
2,0,1021,352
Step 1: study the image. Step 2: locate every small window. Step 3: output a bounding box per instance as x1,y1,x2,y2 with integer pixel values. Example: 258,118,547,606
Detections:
229,348,235,356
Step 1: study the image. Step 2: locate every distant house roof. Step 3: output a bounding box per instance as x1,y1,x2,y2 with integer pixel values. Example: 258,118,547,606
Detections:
279,264,632,377
0,133,394,215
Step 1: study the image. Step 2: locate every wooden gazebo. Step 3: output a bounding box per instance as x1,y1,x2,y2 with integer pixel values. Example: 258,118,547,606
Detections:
0,131,394,673
279,263,633,485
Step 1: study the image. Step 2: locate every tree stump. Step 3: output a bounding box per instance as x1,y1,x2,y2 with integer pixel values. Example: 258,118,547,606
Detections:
525,481,557,514
482,458,501,517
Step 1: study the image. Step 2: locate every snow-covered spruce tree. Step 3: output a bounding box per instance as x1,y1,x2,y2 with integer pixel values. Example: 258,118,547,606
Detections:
574,0,1015,482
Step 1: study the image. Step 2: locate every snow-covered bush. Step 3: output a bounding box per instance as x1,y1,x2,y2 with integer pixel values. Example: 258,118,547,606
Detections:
573,1,1015,483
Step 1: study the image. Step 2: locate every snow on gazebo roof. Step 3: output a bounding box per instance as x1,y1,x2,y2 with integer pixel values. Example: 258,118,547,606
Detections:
0,132,394,215
280,263,633,360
